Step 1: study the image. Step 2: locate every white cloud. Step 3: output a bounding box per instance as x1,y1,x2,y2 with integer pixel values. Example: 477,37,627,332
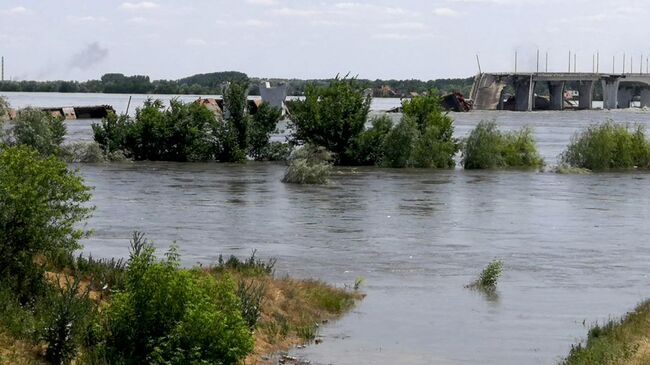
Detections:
243,19,273,27
272,7,319,17
381,22,427,30
1,6,30,15
245,0,277,5
67,15,108,23
119,2,159,11
127,16,149,24
433,8,460,17
372,32,437,41
185,38,207,46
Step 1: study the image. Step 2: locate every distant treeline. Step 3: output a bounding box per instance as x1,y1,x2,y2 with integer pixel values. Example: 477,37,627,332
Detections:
0,71,475,97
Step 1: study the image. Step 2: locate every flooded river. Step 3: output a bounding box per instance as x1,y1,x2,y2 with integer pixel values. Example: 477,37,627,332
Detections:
4,92,650,364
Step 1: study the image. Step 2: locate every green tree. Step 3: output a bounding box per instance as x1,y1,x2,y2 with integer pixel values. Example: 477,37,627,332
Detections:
0,147,92,301
287,76,371,165
0,95,9,120
248,103,282,160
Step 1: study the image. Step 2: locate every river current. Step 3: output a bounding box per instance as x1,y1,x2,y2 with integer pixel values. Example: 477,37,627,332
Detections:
4,92,650,365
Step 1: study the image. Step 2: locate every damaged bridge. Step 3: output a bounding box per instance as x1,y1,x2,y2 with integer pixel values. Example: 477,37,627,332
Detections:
470,72,650,111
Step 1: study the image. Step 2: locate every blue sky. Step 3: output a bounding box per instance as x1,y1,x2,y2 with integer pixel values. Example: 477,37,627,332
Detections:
0,0,648,81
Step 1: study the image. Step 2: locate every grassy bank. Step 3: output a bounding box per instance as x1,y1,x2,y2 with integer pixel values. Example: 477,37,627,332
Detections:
563,300,650,365
0,250,363,365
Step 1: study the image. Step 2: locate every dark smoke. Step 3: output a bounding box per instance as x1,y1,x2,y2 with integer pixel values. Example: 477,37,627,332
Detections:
69,42,109,70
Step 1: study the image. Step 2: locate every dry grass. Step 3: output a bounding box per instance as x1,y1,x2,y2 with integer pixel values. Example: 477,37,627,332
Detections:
0,331,45,365
229,274,364,365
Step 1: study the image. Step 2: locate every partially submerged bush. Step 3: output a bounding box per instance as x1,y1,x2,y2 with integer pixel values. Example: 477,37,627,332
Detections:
4,108,66,156
462,120,544,169
59,142,106,163
287,76,371,165
98,233,253,364
381,92,459,168
0,146,92,301
560,120,650,170
282,144,333,184
93,99,218,162
467,260,503,290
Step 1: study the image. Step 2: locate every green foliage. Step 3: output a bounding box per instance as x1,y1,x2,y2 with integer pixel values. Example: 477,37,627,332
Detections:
255,141,293,162
462,121,544,169
282,145,333,184
305,280,356,313
98,233,253,364
93,99,219,162
4,108,67,156
381,93,459,168
381,117,420,168
224,82,250,154
47,251,127,294
0,146,92,301
42,275,94,365
287,76,371,165
560,120,650,170
467,260,503,290
349,115,393,166
248,103,283,160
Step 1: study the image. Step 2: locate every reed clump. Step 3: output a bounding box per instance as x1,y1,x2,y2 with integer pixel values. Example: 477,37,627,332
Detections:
466,260,503,291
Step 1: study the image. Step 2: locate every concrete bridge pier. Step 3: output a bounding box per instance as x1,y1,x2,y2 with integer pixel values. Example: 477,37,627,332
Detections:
548,81,565,110
641,89,650,108
577,81,595,110
602,78,620,109
617,87,634,109
514,76,534,111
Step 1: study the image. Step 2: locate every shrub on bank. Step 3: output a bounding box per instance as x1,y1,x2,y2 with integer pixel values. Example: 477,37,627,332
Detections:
287,76,371,165
96,233,253,364
462,121,544,169
0,146,92,301
560,120,650,170
349,115,393,166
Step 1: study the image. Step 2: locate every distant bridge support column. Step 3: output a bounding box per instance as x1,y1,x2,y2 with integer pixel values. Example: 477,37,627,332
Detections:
602,78,620,109
577,81,595,110
514,76,534,111
640,89,650,108
548,81,565,110
617,87,633,109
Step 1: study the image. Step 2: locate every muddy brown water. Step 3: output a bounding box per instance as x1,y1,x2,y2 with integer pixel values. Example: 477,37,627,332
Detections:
5,92,650,364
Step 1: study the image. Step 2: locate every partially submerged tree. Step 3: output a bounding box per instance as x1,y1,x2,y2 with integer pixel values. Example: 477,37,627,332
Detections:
4,108,66,156
287,76,371,165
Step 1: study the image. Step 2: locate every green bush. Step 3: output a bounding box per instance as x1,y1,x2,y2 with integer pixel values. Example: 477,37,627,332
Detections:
467,260,503,290
462,121,544,169
255,141,293,162
560,120,650,170
213,250,277,277
98,233,253,364
0,146,92,301
93,99,219,162
282,145,333,184
4,108,66,156
349,115,393,166
287,76,371,165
